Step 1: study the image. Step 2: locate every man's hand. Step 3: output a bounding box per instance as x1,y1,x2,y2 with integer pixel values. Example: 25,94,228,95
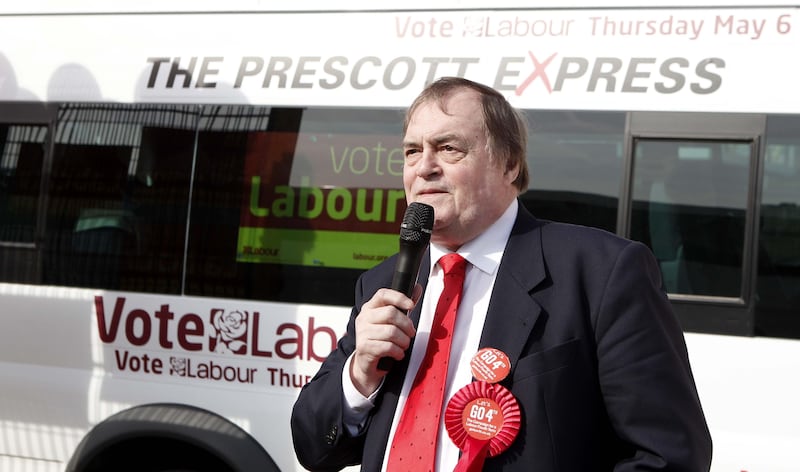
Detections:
350,284,422,396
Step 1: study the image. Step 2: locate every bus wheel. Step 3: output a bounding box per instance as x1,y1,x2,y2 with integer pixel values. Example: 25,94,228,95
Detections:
65,403,280,472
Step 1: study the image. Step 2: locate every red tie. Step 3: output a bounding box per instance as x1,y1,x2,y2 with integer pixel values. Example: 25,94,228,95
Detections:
386,253,468,472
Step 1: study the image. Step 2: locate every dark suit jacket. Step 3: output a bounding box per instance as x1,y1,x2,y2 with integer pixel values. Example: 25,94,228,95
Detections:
291,204,712,471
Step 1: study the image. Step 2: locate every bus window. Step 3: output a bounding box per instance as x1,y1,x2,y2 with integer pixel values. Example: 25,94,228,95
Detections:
185,105,276,301
0,123,46,245
630,139,751,297
757,116,800,338
520,110,625,233
0,122,47,284
42,103,197,292
185,106,407,306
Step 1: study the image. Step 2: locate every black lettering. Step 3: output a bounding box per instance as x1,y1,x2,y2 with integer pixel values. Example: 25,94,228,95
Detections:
235,57,264,88
621,57,655,93
655,57,688,93
145,57,170,88
691,58,725,94
587,57,622,92
167,57,196,88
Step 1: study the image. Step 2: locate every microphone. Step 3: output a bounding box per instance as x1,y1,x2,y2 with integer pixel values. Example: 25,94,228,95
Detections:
391,202,435,297
377,202,434,371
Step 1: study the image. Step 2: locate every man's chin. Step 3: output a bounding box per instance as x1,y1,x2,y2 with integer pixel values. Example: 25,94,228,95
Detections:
414,193,449,207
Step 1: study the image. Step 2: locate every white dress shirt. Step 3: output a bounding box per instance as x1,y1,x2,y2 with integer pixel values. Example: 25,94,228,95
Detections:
342,199,518,472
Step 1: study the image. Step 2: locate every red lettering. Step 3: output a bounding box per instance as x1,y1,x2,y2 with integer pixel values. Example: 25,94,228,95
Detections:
113,349,163,374
94,295,126,342
275,317,338,361
250,312,273,358
125,309,151,346
275,323,303,360
154,304,174,348
94,296,343,362
307,317,337,362
177,313,204,351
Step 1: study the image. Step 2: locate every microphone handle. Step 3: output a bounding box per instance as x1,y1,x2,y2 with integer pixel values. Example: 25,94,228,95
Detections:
376,353,396,371
377,243,426,371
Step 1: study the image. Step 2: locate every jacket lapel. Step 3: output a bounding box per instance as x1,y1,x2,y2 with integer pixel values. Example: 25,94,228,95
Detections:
478,206,547,372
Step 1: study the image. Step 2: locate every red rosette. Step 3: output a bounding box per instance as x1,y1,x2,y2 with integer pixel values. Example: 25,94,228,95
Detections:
445,380,521,465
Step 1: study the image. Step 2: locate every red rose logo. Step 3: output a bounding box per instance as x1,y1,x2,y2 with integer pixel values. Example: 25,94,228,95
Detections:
210,309,248,354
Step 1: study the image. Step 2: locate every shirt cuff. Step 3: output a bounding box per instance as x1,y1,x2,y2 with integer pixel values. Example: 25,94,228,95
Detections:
341,354,382,434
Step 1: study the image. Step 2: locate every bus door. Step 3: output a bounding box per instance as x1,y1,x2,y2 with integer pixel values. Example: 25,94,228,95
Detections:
0,102,55,284
620,112,766,336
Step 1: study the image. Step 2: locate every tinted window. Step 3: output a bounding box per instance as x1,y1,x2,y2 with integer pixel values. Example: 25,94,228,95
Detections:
520,110,625,232
42,103,196,292
185,106,407,306
757,116,800,337
0,123,46,244
0,122,48,284
630,139,751,297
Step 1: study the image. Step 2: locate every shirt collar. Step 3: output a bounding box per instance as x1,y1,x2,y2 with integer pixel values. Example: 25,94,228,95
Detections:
429,199,518,276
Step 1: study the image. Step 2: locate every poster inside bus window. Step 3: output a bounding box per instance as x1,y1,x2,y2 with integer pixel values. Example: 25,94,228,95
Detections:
237,130,406,269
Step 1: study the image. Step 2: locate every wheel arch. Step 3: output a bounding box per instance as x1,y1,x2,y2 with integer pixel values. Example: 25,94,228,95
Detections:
65,402,281,472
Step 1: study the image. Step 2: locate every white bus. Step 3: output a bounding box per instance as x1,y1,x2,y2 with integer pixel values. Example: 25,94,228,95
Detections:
1,1,799,471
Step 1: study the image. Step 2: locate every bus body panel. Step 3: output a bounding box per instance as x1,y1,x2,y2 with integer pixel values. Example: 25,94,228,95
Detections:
1,3,798,471
0,284,350,471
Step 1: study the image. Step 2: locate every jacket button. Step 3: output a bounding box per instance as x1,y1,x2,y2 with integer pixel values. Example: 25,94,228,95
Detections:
324,425,338,445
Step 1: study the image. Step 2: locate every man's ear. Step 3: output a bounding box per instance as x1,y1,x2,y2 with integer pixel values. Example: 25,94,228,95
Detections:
505,160,521,183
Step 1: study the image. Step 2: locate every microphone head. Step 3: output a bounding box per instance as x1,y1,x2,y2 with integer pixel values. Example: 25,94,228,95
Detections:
399,202,434,245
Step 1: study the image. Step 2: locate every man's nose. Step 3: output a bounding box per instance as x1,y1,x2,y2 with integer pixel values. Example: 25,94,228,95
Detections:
415,148,440,177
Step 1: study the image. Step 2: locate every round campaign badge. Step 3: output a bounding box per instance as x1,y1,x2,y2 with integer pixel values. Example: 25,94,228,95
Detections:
445,380,520,472
461,396,504,441
470,347,511,383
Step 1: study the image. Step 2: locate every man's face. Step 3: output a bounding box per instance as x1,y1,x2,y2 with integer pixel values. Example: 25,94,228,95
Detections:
402,88,518,250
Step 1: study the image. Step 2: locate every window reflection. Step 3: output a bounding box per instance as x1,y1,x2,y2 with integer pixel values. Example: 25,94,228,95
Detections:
185,107,407,306
630,139,750,297
5,102,798,332
42,103,197,292
757,116,800,337
520,110,625,233
0,123,47,244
